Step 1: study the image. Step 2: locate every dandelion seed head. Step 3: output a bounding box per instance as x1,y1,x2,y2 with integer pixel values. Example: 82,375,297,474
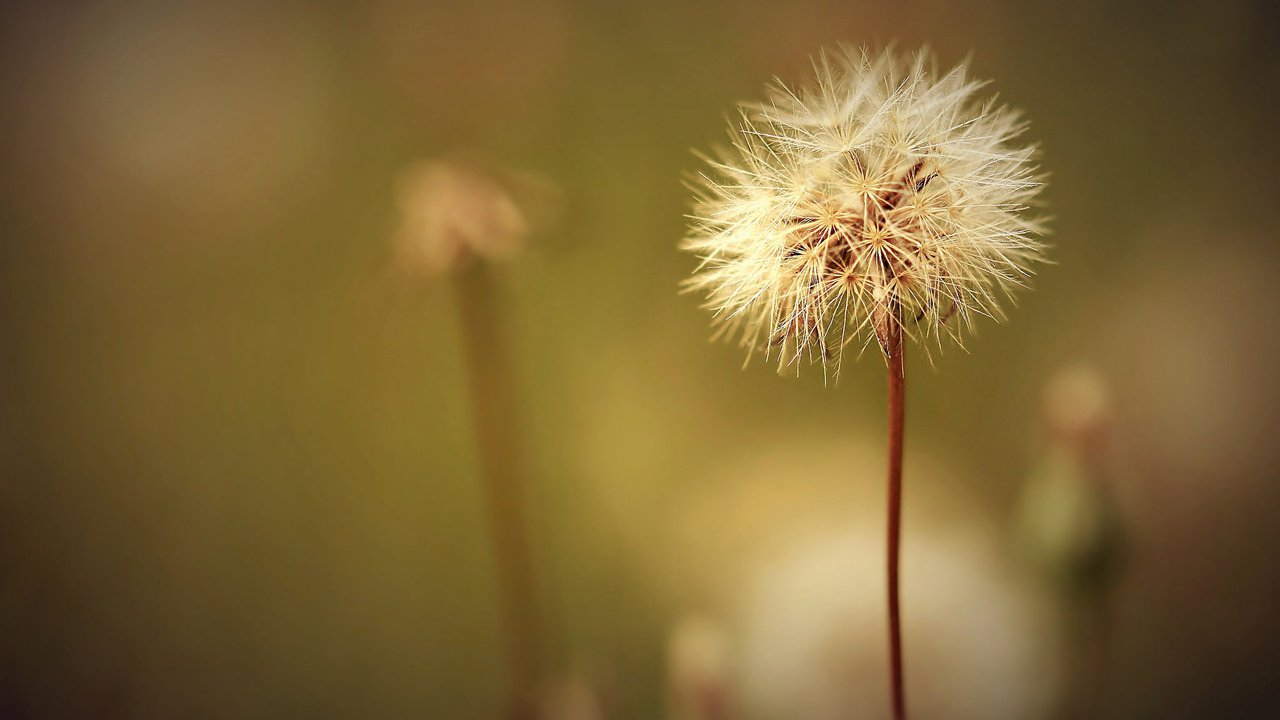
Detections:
392,158,555,277
681,47,1048,374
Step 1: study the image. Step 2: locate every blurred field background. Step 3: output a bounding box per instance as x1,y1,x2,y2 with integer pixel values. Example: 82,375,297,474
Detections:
2,0,1280,718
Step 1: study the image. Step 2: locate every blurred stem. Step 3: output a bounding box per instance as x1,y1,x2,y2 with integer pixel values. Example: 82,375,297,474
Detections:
1062,568,1116,719
1077,588,1112,719
453,264,542,718
885,303,907,720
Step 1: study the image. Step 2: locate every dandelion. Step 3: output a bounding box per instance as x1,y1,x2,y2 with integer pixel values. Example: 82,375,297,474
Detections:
392,156,552,718
1017,366,1125,718
392,158,549,277
683,47,1044,367
681,47,1048,720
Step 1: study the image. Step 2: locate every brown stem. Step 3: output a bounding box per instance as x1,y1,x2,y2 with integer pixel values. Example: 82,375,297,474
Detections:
453,264,542,719
885,303,908,720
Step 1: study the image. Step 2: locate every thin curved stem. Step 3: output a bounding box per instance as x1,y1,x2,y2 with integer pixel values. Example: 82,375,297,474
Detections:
885,304,907,720
454,265,542,719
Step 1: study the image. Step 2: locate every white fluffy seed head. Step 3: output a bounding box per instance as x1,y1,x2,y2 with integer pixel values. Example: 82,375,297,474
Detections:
681,47,1048,374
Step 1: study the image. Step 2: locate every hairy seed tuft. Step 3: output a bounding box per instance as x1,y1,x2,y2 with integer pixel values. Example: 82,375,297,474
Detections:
681,47,1048,374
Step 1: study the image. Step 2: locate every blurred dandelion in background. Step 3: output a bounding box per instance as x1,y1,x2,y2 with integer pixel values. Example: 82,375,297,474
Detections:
1017,366,1125,719
391,158,555,278
1018,366,1123,589
390,154,558,718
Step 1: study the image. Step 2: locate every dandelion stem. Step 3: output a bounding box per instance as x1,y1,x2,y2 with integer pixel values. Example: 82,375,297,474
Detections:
885,302,908,720
453,265,542,719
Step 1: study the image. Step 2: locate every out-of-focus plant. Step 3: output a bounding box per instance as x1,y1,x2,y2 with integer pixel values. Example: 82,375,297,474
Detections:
393,156,555,718
1017,366,1125,718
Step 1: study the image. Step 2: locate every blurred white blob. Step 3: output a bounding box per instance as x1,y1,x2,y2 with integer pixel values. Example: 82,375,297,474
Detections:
735,524,1057,720
666,616,730,720
391,158,555,277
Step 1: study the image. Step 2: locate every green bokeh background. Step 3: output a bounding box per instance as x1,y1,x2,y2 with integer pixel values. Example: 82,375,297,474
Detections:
2,0,1278,718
